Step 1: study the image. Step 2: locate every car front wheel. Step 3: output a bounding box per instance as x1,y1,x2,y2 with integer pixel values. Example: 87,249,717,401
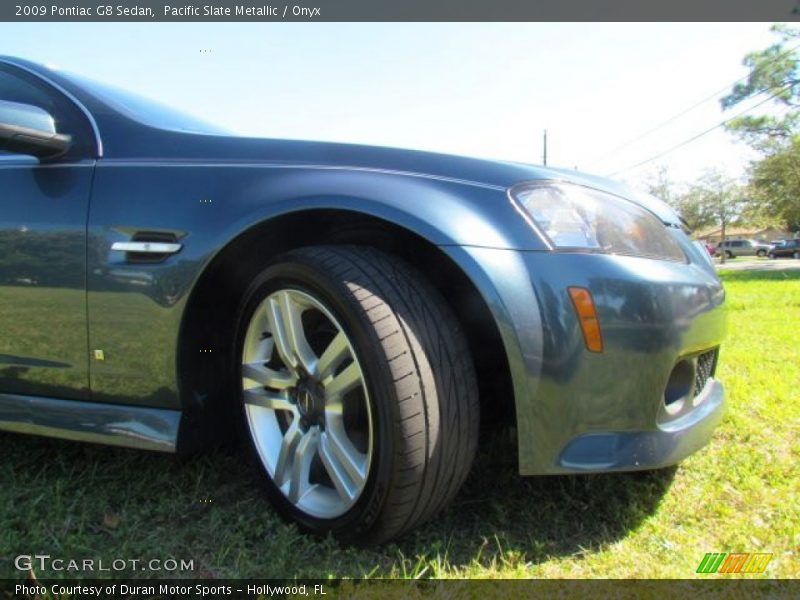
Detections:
757,249,766,257
234,245,479,543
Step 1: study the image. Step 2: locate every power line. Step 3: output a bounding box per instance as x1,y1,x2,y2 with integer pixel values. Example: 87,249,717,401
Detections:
593,42,800,163
607,86,792,177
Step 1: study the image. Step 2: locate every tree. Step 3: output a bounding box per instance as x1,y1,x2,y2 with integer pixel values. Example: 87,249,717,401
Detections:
721,24,800,231
673,191,718,234
684,171,747,263
643,165,719,232
746,138,800,232
643,164,678,206
721,24,800,150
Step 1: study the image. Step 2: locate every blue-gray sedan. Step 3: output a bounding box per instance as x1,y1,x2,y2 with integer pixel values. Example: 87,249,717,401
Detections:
0,56,725,543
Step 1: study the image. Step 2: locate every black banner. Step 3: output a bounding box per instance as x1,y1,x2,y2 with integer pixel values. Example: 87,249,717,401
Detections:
2,579,799,599
2,0,800,22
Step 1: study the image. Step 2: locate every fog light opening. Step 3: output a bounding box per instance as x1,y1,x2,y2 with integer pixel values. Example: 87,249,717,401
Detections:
664,359,694,415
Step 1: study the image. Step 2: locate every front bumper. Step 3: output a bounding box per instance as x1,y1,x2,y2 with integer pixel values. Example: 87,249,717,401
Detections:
558,378,724,470
452,244,726,475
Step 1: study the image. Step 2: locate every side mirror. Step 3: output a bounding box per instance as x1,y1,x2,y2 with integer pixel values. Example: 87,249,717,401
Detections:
0,100,72,159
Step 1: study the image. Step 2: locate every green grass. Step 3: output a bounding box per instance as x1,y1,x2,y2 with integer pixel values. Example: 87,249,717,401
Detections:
0,269,798,580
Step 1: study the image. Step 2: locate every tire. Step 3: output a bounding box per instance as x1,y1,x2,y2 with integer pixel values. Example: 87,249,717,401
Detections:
725,250,734,259
794,251,800,259
757,249,766,257
234,245,479,544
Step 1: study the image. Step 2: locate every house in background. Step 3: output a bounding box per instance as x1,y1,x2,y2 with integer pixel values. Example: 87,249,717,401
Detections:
694,226,793,244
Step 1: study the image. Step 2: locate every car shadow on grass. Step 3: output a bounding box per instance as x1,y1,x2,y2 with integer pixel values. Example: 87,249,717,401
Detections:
0,427,676,578
386,429,677,573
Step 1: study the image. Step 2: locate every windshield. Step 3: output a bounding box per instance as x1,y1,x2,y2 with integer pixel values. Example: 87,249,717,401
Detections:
62,71,230,135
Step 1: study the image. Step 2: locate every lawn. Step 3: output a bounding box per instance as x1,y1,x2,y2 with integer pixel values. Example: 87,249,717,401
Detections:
0,268,798,581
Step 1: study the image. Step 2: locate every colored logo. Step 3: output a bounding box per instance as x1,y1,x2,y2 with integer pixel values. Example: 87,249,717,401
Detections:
696,553,773,574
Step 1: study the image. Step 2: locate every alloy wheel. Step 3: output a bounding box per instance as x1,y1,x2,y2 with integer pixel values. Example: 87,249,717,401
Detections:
241,289,373,519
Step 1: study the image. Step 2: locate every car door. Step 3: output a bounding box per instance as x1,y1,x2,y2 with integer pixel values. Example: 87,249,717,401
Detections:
0,64,99,400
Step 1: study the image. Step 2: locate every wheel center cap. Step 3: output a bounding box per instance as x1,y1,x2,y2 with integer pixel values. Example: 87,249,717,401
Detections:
296,379,323,419
297,388,313,416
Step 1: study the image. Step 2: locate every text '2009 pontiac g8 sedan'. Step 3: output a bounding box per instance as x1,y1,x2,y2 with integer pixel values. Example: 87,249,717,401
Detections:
0,56,726,544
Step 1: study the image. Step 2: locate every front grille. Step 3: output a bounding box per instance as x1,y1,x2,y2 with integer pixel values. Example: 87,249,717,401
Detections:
694,348,718,397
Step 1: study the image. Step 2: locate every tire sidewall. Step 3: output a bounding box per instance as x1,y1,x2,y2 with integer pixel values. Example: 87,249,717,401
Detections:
233,255,398,540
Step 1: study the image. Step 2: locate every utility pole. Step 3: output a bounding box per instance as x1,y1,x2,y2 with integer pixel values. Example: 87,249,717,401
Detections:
543,129,548,166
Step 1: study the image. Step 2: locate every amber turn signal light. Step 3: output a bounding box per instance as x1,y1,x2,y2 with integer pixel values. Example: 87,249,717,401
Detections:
568,287,603,353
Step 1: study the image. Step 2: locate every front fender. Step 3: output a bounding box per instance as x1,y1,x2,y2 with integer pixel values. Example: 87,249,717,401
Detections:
87,162,544,422
439,245,544,473
208,165,542,251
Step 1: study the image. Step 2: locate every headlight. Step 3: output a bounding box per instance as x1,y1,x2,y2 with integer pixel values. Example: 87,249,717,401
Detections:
510,182,686,262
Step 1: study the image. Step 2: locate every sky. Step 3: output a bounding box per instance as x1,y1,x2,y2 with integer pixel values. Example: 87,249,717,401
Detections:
0,22,784,192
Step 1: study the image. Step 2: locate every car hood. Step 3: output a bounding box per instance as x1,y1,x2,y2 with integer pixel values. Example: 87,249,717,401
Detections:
166,134,684,226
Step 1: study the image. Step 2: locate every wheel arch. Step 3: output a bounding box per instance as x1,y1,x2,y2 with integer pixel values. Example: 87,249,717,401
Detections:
175,208,517,452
